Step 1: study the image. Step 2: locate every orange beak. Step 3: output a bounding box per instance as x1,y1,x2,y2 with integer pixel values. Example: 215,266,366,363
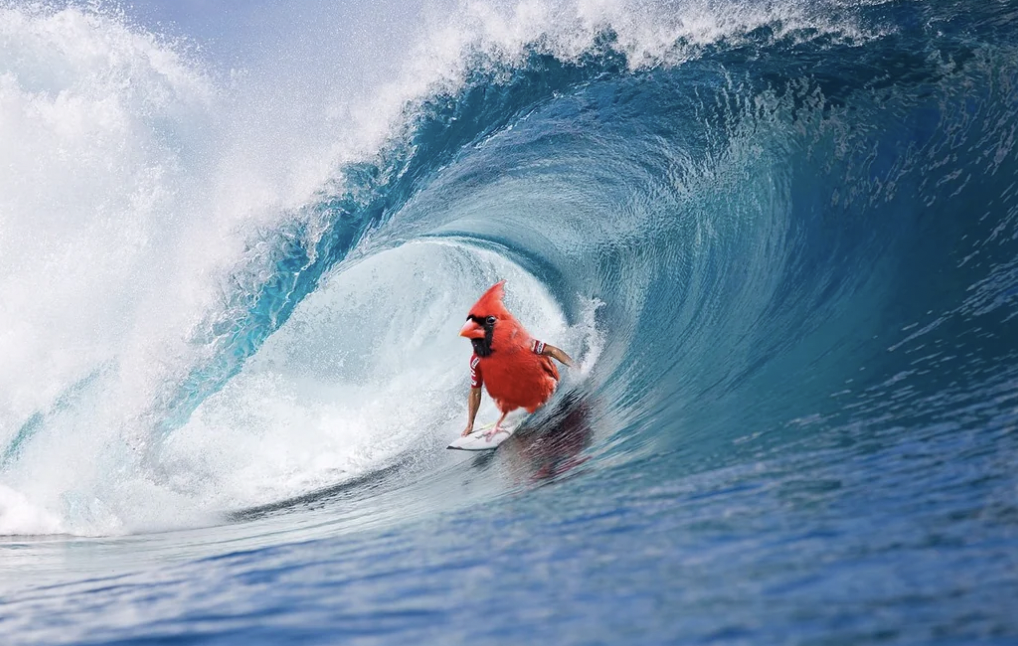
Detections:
459,319,486,339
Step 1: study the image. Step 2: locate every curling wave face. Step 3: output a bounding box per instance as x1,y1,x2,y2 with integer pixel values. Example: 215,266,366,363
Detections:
3,1,1018,643
0,0,1016,575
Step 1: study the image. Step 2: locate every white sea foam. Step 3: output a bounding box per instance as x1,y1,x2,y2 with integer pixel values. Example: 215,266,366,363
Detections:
0,484,64,536
0,0,870,535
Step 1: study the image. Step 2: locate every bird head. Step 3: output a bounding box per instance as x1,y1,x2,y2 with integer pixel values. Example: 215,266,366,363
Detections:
459,281,518,357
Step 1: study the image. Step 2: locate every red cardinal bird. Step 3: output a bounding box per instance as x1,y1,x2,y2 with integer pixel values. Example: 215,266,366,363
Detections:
459,281,573,439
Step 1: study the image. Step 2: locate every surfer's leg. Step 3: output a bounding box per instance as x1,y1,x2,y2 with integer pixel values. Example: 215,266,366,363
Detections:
484,411,510,441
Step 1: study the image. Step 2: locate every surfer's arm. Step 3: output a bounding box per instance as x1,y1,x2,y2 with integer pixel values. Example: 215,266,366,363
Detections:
462,386,482,436
541,343,574,368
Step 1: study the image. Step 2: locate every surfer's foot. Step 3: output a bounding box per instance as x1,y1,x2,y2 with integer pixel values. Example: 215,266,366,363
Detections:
484,426,510,441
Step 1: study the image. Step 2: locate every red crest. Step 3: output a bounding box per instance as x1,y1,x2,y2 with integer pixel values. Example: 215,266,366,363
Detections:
468,281,510,318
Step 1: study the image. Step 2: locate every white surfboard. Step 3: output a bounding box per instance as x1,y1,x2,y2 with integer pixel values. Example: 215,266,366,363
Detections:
447,421,520,451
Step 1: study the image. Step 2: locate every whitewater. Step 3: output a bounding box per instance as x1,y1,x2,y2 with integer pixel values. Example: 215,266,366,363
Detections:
2,0,1017,643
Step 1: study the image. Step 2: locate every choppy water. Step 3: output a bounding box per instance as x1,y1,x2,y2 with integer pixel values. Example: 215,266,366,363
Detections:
1,0,1017,643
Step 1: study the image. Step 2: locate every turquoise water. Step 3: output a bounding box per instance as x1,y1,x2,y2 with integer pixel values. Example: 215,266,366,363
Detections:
1,0,1017,643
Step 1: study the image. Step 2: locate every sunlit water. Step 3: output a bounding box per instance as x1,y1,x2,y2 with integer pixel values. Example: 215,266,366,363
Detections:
2,0,1017,643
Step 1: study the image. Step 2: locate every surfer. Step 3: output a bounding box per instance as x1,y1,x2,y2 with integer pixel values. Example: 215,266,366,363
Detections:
458,281,573,439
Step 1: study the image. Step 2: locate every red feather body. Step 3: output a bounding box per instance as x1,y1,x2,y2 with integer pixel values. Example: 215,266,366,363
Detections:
468,282,560,414
478,324,559,414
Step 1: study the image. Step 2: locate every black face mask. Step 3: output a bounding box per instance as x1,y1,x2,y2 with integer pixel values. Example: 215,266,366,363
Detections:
468,315,497,357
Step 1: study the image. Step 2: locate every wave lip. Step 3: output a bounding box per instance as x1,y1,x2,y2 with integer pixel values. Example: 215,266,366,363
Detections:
2,3,1018,645
2,0,1018,543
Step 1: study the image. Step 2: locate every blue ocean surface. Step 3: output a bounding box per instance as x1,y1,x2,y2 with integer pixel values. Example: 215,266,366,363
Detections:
1,0,1017,643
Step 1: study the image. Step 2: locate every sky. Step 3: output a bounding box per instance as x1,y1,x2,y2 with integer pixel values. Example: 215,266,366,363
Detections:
123,0,278,43
111,0,434,103
117,0,428,69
